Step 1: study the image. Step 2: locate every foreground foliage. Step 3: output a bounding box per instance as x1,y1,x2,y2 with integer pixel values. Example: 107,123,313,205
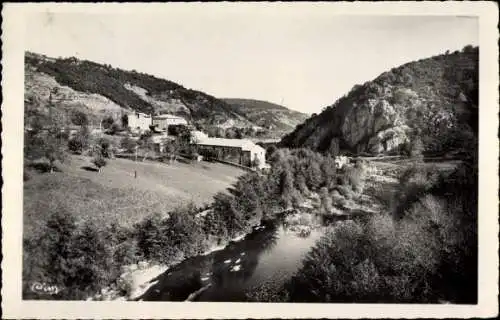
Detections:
286,158,477,303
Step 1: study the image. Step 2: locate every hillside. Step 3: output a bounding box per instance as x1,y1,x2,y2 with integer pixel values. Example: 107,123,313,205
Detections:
280,46,479,156
222,98,309,133
24,52,251,127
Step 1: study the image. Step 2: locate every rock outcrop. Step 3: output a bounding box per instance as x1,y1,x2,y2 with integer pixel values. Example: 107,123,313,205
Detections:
280,46,479,156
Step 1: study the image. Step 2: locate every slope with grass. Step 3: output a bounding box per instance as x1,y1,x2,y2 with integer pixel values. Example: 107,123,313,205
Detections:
24,155,246,236
222,98,309,133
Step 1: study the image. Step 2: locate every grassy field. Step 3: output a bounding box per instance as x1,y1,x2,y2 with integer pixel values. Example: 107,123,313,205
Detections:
24,155,245,238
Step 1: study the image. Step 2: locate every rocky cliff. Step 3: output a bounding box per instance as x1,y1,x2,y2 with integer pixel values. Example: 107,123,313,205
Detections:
280,46,478,156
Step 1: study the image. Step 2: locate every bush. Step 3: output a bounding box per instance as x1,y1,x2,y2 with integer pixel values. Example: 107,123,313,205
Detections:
343,163,366,193
134,206,206,264
409,137,425,160
71,110,89,126
68,126,90,154
120,136,137,153
93,155,107,172
23,209,120,300
212,192,246,237
335,184,356,200
393,164,440,219
68,138,84,154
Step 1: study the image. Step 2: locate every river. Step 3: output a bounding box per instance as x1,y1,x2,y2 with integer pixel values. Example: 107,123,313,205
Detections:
136,221,325,302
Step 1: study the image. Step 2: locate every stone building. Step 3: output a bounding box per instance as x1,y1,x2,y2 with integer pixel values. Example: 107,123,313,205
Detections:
194,137,266,168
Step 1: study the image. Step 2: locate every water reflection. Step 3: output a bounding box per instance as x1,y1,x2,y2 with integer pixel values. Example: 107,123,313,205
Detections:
138,222,279,301
197,223,280,301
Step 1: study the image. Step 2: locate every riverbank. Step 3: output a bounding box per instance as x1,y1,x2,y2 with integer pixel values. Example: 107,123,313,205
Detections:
90,229,251,301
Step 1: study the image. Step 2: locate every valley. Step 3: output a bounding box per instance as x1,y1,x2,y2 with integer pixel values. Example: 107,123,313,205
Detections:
22,45,479,304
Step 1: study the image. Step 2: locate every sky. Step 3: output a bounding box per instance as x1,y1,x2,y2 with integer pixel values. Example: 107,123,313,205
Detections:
25,5,478,114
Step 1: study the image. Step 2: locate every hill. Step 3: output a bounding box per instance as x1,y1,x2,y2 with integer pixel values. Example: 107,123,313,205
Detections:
280,46,479,156
222,98,309,133
24,52,251,128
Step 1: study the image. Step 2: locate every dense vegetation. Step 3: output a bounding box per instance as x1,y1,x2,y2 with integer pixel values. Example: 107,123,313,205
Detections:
280,46,478,156
284,158,477,303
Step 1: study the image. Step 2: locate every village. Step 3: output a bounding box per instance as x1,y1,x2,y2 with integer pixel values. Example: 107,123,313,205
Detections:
122,111,269,170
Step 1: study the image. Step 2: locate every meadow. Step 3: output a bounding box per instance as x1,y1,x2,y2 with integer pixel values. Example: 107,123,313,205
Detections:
24,155,245,236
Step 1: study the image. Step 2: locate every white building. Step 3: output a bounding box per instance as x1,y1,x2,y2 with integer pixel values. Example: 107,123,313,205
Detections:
190,130,209,144
125,112,188,133
152,114,188,131
126,112,152,133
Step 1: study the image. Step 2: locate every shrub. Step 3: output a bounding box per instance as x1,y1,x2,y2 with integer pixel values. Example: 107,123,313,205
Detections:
68,126,90,154
101,116,114,130
202,209,229,241
347,164,366,192
393,164,440,219
108,123,120,135
23,208,120,299
212,192,246,237
23,169,32,181
120,136,137,153
95,137,112,158
335,184,356,200
409,136,425,160
134,206,207,264
68,138,84,154
93,154,107,172
71,110,89,126
319,187,333,214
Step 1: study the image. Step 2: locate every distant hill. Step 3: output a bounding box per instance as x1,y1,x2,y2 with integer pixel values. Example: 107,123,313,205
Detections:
280,46,479,156
222,98,309,133
24,52,252,128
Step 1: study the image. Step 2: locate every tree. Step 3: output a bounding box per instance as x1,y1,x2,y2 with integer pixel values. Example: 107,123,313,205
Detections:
120,136,137,153
107,123,120,135
68,126,90,154
121,114,129,130
96,137,112,158
225,128,237,139
410,136,424,160
319,187,333,215
163,139,179,162
168,124,189,137
70,111,88,127
266,145,278,158
234,128,243,139
26,129,68,173
102,116,114,130
45,135,67,172
93,153,107,172
280,163,295,209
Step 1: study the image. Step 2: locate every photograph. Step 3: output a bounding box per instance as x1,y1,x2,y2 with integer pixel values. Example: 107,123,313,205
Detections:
1,2,498,319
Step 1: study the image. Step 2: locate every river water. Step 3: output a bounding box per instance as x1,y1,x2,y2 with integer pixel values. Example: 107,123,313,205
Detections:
138,222,325,302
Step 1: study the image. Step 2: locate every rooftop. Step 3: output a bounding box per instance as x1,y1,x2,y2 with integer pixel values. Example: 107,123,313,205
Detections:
153,114,185,120
195,137,264,152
